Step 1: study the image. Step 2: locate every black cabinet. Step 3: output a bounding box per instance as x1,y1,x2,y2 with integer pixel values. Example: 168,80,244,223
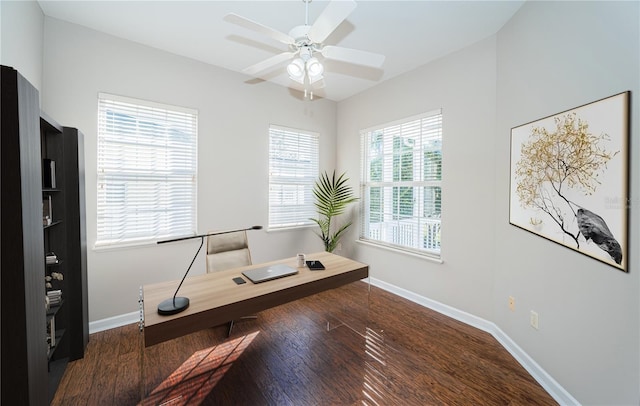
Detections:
41,106,90,403
2,65,88,405
1,66,49,406
40,113,69,400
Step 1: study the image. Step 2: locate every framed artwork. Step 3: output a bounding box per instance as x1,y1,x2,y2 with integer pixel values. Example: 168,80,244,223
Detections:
509,92,630,272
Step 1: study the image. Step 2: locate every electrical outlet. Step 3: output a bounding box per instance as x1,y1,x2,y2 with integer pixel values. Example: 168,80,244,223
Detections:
508,296,515,312
530,311,539,330
336,243,342,251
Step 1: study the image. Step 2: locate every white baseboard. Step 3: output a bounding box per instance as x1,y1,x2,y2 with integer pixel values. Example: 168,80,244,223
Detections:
368,277,580,406
88,278,578,405
89,311,139,334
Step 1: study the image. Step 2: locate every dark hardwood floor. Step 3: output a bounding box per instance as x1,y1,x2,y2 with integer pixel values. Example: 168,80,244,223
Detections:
52,282,557,405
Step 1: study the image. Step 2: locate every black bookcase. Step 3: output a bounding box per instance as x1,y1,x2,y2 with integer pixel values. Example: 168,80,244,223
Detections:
2,65,88,405
41,111,90,403
1,66,49,405
40,112,70,399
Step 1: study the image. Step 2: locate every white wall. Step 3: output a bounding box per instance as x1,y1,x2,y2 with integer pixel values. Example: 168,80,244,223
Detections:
41,17,336,321
494,2,639,404
0,0,44,91
338,1,639,404
337,36,498,321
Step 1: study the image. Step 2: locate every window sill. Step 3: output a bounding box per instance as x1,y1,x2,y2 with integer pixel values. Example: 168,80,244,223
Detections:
93,239,160,252
356,239,444,264
267,224,316,233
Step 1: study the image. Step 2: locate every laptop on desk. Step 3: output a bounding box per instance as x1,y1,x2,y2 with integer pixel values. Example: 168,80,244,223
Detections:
242,264,298,284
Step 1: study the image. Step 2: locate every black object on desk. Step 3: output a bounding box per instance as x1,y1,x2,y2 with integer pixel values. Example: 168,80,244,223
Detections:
306,260,325,270
232,277,246,285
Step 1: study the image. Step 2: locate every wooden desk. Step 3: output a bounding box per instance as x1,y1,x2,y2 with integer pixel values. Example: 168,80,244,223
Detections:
141,252,368,347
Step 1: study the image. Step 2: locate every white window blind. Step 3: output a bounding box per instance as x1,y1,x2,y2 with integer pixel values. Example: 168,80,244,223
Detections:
96,93,197,248
269,125,319,229
360,110,442,257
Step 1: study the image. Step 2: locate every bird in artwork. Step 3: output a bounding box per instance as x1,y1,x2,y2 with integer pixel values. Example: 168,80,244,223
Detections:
576,208,622,264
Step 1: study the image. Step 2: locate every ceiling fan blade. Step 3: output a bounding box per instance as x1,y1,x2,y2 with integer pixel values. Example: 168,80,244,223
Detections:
242,51,296,77
224,13,294,45
307,0,357,43
321,45,385,68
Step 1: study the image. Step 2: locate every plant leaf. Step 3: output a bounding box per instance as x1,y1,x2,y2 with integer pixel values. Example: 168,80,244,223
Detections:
311,170,358,252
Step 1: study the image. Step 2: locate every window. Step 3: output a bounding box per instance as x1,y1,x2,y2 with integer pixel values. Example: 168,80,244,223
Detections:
96,93,197,248
360,110,442,257
268,125,319,229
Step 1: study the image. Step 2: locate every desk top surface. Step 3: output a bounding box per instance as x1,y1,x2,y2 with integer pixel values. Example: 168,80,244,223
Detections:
142,251,368,345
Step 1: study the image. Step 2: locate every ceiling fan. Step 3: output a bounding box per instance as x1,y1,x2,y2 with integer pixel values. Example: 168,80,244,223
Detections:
224,0,385,97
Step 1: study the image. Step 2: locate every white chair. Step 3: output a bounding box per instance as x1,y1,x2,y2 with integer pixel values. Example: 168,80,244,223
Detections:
206,230,256,336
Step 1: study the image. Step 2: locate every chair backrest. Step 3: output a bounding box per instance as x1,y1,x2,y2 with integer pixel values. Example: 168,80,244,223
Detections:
206,230,252,273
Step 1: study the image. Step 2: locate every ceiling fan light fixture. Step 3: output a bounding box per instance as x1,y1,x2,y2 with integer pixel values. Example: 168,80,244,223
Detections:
287,58,306,80
229,0,386,101
299,46,313,61
309,72,324,85
306,57,324,78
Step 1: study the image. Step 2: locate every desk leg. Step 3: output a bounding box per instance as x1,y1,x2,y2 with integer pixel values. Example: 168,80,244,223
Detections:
326,276,371,336
324,277,395,403
138,286,146,403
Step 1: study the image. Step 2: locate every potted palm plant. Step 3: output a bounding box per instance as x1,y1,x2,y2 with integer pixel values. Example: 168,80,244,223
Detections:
310,170,358,252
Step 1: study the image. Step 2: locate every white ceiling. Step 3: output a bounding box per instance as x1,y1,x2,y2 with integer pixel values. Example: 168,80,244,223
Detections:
38,0,524,101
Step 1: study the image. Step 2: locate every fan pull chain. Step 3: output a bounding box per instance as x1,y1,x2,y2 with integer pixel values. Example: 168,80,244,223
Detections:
303,88,314,100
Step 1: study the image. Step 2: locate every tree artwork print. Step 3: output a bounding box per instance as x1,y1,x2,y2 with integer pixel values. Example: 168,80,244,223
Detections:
509,92,629,272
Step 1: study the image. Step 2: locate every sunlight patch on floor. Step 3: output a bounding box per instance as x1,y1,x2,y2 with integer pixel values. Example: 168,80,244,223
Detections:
361,327,403,406
139,331,259,406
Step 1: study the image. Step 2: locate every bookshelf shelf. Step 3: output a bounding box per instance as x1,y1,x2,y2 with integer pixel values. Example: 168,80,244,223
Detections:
46,302,64,319
47,329,67,361
43,220,63,230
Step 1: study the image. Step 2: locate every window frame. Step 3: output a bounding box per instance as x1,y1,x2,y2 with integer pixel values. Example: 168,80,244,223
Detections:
268,124,320,231
359,109,443,259
95,92,198,249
